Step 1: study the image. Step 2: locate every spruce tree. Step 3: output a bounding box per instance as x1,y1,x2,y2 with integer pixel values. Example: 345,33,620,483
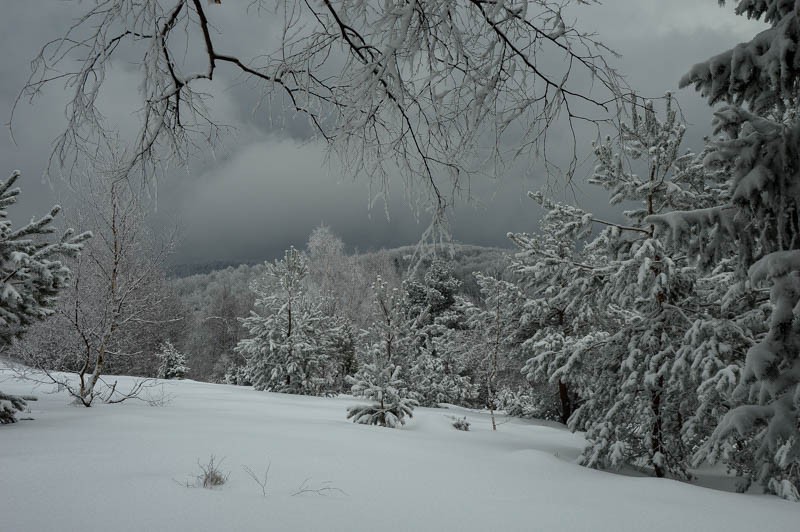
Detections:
347,276,417,427
647,0,800,499
0,171,89,423
236,248,334,395
156,340,189,380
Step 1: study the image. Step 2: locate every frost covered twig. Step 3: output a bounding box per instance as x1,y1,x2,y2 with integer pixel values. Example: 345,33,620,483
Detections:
291,477,347,497
15,0,625,228
242,460,271,497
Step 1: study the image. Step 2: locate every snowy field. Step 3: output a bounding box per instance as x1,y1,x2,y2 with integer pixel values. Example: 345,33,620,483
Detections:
1,369,798,532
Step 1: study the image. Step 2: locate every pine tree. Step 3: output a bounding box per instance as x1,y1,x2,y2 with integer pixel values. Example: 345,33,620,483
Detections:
156,340,189,380
646,0,800,499
0,391,28,425
402,260,477,406
0,170,89,423
347,276,417,427
573,98,702,478
514,96,712,478
346,354,417,428
509,194,600,425
236,248,334,395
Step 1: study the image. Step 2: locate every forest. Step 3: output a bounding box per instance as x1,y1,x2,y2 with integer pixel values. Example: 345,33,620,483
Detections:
1,1,800,527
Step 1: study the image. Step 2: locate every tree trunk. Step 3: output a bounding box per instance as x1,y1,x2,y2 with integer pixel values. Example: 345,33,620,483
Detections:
558,379,572,424
651,375,665,478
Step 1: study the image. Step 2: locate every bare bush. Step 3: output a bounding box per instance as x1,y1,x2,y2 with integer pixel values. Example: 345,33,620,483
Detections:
179,455,229,489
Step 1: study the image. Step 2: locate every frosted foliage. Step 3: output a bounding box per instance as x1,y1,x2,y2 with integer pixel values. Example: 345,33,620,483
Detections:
347,277,418,428
509,194,604,422
235,248,335,395
406,345,477,407
347,360,417,428
0,171,89,343
651,2,800,498
682,0,800,114
511,97,726,478
0,171,88,422
156,340,189,380
698,251,800,497
468,273,526,413
403,259,462,325
0,391,27,425
23,0,622,214
402,260,477,407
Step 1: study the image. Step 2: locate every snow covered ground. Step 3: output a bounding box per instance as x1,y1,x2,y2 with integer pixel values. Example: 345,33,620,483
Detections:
1,369,798,532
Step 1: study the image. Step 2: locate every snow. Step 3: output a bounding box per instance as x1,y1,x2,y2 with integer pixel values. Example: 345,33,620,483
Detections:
1,369,798,532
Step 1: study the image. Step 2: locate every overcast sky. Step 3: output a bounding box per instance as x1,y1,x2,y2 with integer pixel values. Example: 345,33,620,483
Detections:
0,1,764,265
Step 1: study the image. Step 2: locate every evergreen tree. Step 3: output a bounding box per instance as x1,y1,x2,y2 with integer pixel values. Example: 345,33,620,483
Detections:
647,0,800,499
324,313,358,391
346,353,417,428
0,171,89,423
402,260,477,406
573,98,702,478
0,391,28,425
515,96,714,478
347,277,417,427
509,195,600,424
156,340,189,380
236,248,334,395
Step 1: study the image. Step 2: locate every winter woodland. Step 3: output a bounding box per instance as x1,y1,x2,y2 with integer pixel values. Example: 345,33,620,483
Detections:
2,2,800,529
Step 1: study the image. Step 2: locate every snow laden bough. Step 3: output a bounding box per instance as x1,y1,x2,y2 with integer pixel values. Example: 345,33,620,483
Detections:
645,0,800,500
0,170,89,420
0,391,27,424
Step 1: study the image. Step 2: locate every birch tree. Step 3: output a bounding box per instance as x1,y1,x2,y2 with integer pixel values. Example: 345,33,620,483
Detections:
18,0,623,229
14,176,178,406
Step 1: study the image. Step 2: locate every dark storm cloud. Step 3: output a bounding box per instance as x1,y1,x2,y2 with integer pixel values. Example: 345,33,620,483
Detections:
0,1,765,265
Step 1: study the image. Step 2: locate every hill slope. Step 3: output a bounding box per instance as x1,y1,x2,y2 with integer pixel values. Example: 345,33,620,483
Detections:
1,370,797,532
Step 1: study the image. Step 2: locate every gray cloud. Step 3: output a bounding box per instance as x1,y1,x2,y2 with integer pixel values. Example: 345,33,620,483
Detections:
0,1,766,265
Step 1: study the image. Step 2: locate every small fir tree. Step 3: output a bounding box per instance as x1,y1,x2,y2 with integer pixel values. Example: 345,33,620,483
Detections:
0,391,27,425
156,340,189,379
347,276,418,427
346,355,417,428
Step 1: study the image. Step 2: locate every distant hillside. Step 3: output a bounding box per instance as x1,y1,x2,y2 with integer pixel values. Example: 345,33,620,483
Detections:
168,259,261,278
170,243,512,299
356,243,512,299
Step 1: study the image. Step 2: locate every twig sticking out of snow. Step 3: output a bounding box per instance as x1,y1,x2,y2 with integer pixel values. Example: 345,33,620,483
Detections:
291,478,347,497
242,460,271,497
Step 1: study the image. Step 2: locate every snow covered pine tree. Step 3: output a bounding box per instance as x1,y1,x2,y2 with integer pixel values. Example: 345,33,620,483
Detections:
647,0,800,499
403,260,476,407
347,277,418,428
0,171,89,423
236,247,334,395
516,95,715,478
156,340,189,379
